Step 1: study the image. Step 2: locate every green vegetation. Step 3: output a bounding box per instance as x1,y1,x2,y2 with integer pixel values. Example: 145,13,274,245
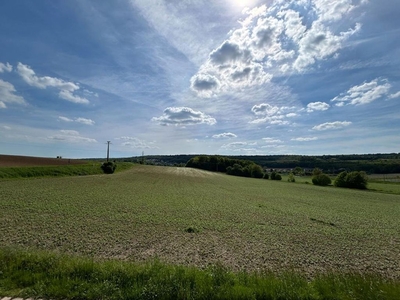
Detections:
187,155,266,179
0,162,133,179
124,153,400,174
312,174,331,186
334,171,368,190
1,248,399,300
1,165,399,298
101,161,117,174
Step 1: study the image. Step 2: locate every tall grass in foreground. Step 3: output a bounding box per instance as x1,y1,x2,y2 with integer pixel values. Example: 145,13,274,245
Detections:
1,248,398,300
0,162,134,179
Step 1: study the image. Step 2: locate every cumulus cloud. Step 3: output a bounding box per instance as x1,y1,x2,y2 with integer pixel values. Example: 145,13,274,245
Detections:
291,137,318,142
388,91,400,99
0,62,12,73
16,63,89,104
116,136,157,149
190,74,220,98
151,107,216,126
263,137,283,143
307,101,330,112
191,1,365,96
58,116,95,125
48,130,97,143
312,121,352,131
75,118,95,126
0,79,27,108
250,103,296,125
331,78,391,106
212,132,237,139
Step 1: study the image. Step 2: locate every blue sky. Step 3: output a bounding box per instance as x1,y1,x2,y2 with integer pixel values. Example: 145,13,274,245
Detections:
1,0,399,158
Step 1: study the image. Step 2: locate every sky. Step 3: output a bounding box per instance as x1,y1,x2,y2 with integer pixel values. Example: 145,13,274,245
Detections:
0,0,399,158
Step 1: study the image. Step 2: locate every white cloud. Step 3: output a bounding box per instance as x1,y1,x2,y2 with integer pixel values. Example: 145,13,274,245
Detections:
191,1,365,96
0,79,27,108
48,130,97,143
388,91,400,99
263,137,283,143
151,107,216,126
58,116,95,125
291,137,318,142
16,63,89,104
116,136,157,149
312,121,352,131
0,62,12,73
250,103,296,125
331,78,391,106
58,116,74,122
75,118,95,126
212,132,237,139
307,101,330,112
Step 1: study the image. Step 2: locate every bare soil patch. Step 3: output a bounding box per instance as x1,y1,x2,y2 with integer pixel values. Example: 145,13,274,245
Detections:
0,154,86,167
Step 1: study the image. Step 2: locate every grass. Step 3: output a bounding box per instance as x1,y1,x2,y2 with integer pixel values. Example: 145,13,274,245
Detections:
1,248,399,300
0,165,399,298
0,162,134,179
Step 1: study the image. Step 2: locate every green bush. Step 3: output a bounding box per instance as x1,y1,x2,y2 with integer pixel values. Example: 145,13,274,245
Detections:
270,171,282,181
312,174,331,186
287,172,296,183
101,161,117,174
263,173,269,180
334,171,368,189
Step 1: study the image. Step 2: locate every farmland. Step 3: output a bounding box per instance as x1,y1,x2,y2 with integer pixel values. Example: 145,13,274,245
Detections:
1,164,399,282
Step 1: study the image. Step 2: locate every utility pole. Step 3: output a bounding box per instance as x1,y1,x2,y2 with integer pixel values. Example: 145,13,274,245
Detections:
106,141,111,162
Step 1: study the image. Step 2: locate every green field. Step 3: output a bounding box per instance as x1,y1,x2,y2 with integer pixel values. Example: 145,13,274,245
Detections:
1,165,400,298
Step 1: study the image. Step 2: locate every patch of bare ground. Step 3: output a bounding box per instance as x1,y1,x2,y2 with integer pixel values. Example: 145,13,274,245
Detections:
166,167,223,177
0,154,86,167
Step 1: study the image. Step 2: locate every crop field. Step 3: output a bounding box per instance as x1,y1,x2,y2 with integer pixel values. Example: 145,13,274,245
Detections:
1,165,399,281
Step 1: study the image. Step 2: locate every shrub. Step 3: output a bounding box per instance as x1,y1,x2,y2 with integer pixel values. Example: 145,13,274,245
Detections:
270,172,282,181
334,171,348,188
263,173,269,180
334,171,368,189
312,174,331,186
251,164,264,178
288,172,296,183
101,161,117,174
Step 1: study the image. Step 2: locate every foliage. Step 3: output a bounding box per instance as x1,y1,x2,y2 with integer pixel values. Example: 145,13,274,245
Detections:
312,173,332,186
334,171,368,189
1,248,399,300
263,173,269,179
287,172,296,183
187,155,264,179
293,166,304,176
270,171,282,180
134,153,400,174
101,161,117,174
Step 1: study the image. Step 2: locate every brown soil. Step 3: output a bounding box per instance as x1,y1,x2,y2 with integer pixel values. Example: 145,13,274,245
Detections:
0,154,87,167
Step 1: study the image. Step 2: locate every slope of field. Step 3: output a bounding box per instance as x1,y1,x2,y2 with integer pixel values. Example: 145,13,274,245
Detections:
0,165,399,279
0,154,86,167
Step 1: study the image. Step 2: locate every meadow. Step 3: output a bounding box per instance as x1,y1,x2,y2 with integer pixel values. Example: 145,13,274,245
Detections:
1,164,399,298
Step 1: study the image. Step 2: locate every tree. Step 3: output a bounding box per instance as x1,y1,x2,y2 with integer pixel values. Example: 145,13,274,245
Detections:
251,164,264,178
334,171,368,189
334,171,348,188
312,173,331,186
293,166,304,176
270,171,282,181
101,161,116,174
287,172,295,183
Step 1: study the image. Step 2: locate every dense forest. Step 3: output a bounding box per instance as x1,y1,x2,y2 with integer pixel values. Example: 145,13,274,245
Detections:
116,153,400,174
